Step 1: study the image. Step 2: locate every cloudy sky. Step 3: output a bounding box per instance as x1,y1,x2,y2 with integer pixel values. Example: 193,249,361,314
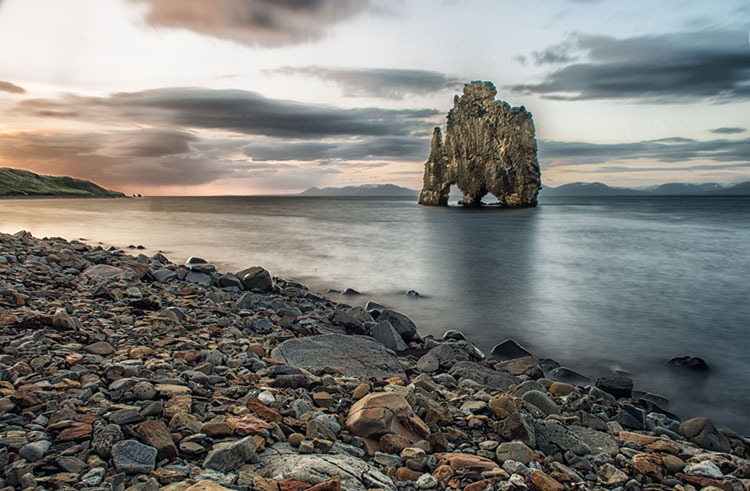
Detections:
0,0,748,195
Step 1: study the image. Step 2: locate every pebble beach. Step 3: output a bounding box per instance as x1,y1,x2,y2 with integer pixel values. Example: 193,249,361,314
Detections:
1,230,748,491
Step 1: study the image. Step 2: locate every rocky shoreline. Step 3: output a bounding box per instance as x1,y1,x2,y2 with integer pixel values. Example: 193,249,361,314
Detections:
0,230,748,491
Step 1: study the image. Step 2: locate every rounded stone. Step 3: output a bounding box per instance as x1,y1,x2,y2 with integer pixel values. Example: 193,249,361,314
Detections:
132,381,157,400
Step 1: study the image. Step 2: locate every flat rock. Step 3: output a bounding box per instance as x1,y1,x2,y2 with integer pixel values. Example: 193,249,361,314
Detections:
570,426,619,455
448,361,520,390
271,334,405,379
112,439,157,474
534,420,591,456
259,443,396,491
203,436,257,473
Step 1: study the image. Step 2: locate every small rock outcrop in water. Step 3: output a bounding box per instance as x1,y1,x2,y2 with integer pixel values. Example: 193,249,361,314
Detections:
418,81,541,207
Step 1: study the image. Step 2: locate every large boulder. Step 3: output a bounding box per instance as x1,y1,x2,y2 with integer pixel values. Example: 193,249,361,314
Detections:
418,81,541,207
258,443,396,491
679,417,731,453
376,309,419,342
271,334,405,379
346,392,430,445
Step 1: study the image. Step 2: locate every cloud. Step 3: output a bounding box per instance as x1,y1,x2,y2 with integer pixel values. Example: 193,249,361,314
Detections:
0,81,25,94
14,87,438,138
539,136,749,166
710,127,745,135
132,0,369,47
268,66,463,99
510,31,750,102
242,135,429,162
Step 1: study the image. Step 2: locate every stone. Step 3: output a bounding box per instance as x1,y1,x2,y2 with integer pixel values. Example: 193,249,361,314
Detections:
418,82,541,207
597,463,628,487
499,356,543,379
53,307,77,330
498,411,536,448
203,436,257,472
496,441,535,465
346,392,429,444
370,321,408,352
138,420,178,460
19,440,51,462
570,426,618,455
377,309,419,342
81,467,106,486
521,390,560,415
93,423,124,458
679,417,730,452
416,473,438,489
548,382,575,395
133,381,157,400
448,361,520,390
380,434,410,454
86,341,115,356
308,476,341,491
259,443,396,491
488,393,518,418
112,439,158,474
184,482,235,491
491,339,533,360
416,353,440,373
548,367,591,385
533,420,590,456
594,376,633,399
432,452,499,471
271,334,405,379
666,355,709,370
237,266,273,291
529,470,565,491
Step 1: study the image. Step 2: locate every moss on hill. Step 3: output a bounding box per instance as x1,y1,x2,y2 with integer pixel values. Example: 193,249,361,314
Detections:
0,167,124,197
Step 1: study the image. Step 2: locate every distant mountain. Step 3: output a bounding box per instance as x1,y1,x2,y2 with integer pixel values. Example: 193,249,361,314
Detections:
541,181,750,197
0,167,124,197
541,182,642,196
299,184,418,197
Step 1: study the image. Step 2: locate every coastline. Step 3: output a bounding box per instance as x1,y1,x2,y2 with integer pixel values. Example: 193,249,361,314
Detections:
0,230,748,490
0,195,127,200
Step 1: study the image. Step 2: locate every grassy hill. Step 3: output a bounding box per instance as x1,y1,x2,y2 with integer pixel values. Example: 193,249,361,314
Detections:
0,167,124,197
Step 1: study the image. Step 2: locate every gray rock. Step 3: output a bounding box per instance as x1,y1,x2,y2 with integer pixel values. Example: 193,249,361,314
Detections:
449,361,520,390
416,353,440,373
549,367,591,385
496,441,535,465
186,270,212,287
521,390,560,416
108,408,145,425
259,442,396,491
595,376,633,399
418,81,541,208
112,439,157,474
569,426,618,455
271,334,405,379
203,436,257,473
679,417,731,452
52,307,78,330
498,411,536,449
81,467,106,486
370,321,408,352
92,424,124,458
377,309,418,342
534,420,591,456
684,460,723,479
133,381,156,400
490,339,533,361
19,440,51,462
152,267,177,283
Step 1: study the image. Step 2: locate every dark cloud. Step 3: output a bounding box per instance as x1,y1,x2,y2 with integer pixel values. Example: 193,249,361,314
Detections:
510,31,750,102
14,87,438,138
0,81,25,94
531,41,578,65
710,127,746,135
540,136,749,166
268,66,463,99
243,135,428,162
132,0,369,47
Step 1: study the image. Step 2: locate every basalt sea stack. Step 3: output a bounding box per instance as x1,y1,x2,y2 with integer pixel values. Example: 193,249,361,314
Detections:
418,81,542,207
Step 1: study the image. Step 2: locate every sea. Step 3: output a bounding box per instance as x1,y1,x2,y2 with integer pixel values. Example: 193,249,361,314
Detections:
1,195,749,433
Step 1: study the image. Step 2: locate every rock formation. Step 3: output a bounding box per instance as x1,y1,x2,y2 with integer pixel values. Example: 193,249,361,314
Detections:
418,81,541,207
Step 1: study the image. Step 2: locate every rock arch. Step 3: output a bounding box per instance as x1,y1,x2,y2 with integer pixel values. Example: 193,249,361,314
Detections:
418,81,541,207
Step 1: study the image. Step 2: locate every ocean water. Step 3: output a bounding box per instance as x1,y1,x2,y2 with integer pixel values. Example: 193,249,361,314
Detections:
1,195,749,433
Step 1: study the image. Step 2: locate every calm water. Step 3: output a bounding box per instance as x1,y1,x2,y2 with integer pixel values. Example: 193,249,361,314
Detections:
1,195,749,433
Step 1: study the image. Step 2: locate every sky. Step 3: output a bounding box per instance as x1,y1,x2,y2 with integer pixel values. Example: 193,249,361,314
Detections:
0,0,748,195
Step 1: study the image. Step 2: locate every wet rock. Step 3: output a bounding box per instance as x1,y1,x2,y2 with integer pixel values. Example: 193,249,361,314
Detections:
498,356,543,379
521,390,560,415
237,266,273,291
377,309,419,342
449,361,520,390
490,339,533,360
271,334,405,379
666,355,710,370
679,417,731,452
370,321,408,352
594,376,633,399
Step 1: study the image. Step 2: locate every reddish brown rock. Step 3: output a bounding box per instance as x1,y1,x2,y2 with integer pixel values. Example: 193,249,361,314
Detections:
138,420,178,460
227,414,273,436
307,476,340,491
345,392,429,444
676,473,733,491
395,467,422,481
56,422,93,442
528,470,565,491
278,479,311,491
433,453,499,472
